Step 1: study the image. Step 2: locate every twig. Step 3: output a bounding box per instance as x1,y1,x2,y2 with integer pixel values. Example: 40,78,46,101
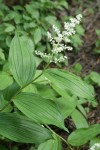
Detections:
45,125,73,150
86,12,100,30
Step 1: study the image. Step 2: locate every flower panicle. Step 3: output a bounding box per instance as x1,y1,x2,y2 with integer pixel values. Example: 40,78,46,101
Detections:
35,14,82,64
35,50,51,59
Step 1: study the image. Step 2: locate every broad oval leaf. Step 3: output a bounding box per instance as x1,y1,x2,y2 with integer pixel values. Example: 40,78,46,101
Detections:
22,84,38,94
68,124,100,146
5,25,15,33
14,92,67,131
38,140,56,150
9,35,36,87
55,97,76,119
0,71,13,90
0,48,5,61
0,112,52,143
0,96,12,112
3,81,20,101
38,134,62,150
44,69,94,101
34,28,42,44
71,109,88,128
48,83,76,118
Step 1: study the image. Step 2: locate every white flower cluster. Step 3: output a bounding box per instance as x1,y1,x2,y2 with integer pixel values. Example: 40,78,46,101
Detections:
35,14,82,63
90,143,100,150
63,14,82,36
54,56,68,63
35,50,51,59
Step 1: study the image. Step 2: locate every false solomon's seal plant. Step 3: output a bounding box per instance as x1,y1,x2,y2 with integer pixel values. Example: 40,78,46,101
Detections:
0,14,99,150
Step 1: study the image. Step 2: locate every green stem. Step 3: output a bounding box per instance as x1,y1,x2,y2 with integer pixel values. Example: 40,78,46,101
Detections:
0,72,43,112
0,99,13,112
33,72,43,82
0,59,52,112
45,125,73,150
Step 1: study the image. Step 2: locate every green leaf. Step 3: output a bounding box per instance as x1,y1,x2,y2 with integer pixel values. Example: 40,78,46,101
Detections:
59,1,68,9
5,24,15,32
14,92,67,131
0,24,5,34
68,124,100,146
71,34,82,47
3,62,11,73
34,28,42,44
23,15,32,21
3,81,20,101
76,25,84,36
9,35,36,87
72,63,82,73
0,112,52,143
50,82,77,118
36,84,57,100
25,4,33,15
3,12,14,21
6,36,12,47
29,22,37,28
34,70,47,83
38,134,62,150
0,97,12,112
77,103,87,117
38,140,56,150
96,29,100,36
25,5,39,19
45,16,57,25
0,71,13,90
54,97,76,118
0,48,5,61
44,69,94,101
71,109,88,128
22,84,38,94
32,10,39,19
34,56,42,68
90,71,100,86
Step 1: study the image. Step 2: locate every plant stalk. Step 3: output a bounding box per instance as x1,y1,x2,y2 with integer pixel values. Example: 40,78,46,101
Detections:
45,125,73,150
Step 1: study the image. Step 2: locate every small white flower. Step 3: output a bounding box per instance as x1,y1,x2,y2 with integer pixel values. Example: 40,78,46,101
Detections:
66,46,73,51
52,25,60,35
70,18,77,24
35,14,82,64
47,31,53,42
76,14,82,20
35,50,51,59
